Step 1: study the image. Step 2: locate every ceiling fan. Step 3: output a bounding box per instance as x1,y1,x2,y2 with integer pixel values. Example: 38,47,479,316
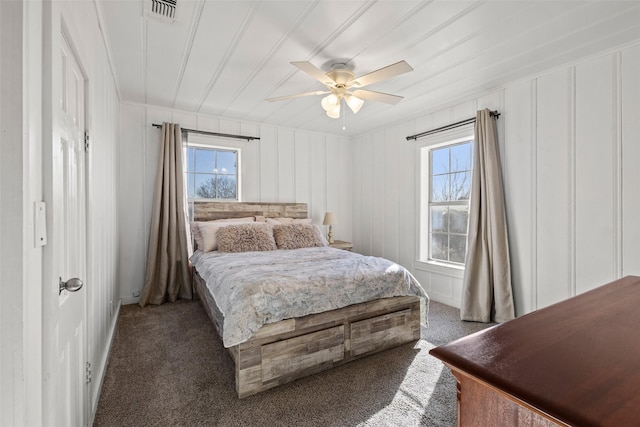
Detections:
266,60,413,119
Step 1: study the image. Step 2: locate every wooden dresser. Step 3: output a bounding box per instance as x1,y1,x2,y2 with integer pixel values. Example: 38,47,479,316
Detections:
430,276,640,427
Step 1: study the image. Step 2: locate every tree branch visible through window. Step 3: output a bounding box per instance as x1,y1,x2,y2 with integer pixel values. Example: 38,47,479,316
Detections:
196,176,237,199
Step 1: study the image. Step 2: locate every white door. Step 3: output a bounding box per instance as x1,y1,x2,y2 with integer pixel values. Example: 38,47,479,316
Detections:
55,34,88,427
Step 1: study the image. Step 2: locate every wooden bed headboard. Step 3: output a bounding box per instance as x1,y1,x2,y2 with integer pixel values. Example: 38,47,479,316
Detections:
193,202,308,221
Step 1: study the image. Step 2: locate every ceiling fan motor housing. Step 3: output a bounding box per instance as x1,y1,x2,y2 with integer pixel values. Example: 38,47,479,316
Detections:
327,63,355,86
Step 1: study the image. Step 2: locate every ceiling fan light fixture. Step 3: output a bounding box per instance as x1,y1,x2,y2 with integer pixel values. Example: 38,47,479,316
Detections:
326,103,341,119
269,60,412,120
321,94,339,112
345,95,364,114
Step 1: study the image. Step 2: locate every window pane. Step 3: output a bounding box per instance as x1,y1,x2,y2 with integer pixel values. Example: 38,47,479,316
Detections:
470,144,474,169
188,148,195,172
195,174,215,198
431,233,448,261
449,235,467,263
450,143,471,172
215,176,237,199
187,148,239,201
431,174,449,202
451,172,471,201
194,149,215,173
449,205,469,234
430,206,448,232
187,173,195,198
424,140,473,266
217,151,236,175
431,147,449,175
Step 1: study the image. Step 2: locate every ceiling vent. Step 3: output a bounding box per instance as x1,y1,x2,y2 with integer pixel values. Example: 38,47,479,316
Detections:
150,0,177,20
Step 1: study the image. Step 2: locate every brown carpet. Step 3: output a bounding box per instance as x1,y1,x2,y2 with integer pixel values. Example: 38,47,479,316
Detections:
93,300,494,427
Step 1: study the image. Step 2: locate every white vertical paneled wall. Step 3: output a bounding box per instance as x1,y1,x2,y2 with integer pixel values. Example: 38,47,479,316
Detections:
118,104,352,304
351,42,640,316
1,1,27,424
535,69,573,307
82,20,120,419
574,56,617,293
622,45,640,278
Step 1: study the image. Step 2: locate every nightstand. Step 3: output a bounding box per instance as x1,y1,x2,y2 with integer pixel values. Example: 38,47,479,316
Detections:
329,240,353,251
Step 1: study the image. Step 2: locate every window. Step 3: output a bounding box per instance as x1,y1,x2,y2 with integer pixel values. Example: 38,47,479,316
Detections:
185,146,238,200
421,138,473,267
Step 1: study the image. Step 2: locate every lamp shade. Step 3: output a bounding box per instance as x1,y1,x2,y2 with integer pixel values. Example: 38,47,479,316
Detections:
322,212,338,225
326,104,340,119
345,95,364,114
321,94,339,112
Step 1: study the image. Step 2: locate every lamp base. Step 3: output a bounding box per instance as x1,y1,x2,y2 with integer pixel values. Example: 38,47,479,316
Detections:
327,225,334,244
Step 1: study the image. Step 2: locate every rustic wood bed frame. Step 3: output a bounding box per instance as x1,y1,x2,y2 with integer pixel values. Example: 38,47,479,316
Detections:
191,201,424,398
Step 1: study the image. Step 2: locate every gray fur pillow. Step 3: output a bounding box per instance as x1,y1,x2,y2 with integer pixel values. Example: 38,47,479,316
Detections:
272,224,327,250
216,223,277,253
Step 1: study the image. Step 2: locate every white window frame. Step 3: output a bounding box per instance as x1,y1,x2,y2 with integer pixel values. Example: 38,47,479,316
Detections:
416,123,474,277
183,134,243,219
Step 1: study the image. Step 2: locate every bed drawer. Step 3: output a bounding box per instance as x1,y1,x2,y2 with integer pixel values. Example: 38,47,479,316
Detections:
350,308,414,357
261,325,345,383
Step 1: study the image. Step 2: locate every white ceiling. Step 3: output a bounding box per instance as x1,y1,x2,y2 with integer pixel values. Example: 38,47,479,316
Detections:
97,0,640,136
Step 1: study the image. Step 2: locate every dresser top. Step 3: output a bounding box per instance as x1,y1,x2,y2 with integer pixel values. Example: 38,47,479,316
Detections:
430,276,640,427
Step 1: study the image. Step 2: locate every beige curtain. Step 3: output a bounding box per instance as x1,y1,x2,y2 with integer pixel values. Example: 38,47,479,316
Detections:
140,123,192,306
460,109,515,323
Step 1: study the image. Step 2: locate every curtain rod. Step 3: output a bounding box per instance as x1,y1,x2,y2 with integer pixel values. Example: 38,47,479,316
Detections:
406,110,500,141
151,123,260,141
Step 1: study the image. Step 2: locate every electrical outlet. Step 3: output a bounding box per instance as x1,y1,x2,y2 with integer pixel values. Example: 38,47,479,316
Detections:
133,289,140,297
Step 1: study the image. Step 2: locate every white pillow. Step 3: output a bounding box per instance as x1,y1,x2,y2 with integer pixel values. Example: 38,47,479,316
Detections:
190,221,205,250
214,216,256,223
265,217,313,225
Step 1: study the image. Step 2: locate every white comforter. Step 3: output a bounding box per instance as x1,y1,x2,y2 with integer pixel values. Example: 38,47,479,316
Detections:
190,247,428,347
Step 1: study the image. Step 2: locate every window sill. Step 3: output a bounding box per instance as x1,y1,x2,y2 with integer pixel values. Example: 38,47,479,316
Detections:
189,198,239,202
414,260,465,279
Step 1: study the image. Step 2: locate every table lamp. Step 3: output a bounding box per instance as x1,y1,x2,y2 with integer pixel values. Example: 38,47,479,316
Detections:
322,212,337,244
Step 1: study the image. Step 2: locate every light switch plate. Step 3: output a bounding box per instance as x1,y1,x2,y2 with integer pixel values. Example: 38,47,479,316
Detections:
35,201,47,247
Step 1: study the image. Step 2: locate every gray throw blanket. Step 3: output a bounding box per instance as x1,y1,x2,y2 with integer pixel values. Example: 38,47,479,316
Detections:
191,247,428,347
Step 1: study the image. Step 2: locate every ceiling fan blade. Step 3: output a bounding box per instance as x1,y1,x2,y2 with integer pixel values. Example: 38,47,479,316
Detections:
352,89,404,105
291,61,336,86
352,60,413,88
265,90,329,102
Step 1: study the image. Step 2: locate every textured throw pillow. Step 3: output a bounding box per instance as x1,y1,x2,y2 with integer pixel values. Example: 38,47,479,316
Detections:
198,220,255,252
265,217,313,225
272,223,327,250
217,223,277,253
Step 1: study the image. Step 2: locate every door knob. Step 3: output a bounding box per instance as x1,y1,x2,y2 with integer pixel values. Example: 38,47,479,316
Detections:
59,277,83,294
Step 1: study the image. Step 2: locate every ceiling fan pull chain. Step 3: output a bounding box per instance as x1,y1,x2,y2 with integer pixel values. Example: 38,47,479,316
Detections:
342,100,347,131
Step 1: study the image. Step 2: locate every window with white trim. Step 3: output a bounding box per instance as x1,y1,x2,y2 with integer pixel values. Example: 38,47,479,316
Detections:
185,145,239,200
420,136,473,267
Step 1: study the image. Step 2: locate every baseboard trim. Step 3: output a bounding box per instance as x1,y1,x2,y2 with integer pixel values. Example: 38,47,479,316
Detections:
428,294,461,310
88,299,121,426
120,296,140,305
